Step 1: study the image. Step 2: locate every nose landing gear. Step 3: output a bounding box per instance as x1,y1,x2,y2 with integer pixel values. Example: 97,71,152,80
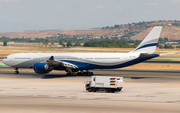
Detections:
14,68,19,74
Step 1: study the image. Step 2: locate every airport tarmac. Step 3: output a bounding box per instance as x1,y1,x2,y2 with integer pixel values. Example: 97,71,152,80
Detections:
2,66,180,76
0,70,180,113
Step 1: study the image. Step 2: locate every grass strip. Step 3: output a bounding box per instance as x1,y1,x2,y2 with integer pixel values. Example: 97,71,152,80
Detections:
0,63,5,66
150,58,180,61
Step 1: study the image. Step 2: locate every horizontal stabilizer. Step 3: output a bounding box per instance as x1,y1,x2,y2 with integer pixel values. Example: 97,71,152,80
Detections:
160,52,177,56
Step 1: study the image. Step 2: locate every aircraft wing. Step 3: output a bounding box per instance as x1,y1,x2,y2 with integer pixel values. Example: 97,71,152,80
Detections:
46,56,78,69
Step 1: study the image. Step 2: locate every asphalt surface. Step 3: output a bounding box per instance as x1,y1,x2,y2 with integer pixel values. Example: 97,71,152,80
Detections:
1,71,180,84
94,69,180,75
1,66,180,75
0,57,4,60
0,68,180,113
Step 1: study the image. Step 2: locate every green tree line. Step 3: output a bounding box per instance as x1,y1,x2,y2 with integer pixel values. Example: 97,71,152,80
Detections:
83,39,138,48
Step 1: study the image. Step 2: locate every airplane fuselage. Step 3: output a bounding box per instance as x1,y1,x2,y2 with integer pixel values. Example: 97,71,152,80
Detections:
3,52,158,71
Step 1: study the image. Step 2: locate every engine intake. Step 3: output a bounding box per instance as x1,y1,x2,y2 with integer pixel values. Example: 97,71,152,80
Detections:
33,63,52,74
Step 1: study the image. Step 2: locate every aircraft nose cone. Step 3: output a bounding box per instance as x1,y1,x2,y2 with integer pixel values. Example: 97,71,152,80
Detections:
2,57,8,65
2,58,6,64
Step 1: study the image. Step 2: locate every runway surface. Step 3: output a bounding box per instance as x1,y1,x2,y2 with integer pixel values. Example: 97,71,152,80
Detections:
0,70,180,113
1,66,180,75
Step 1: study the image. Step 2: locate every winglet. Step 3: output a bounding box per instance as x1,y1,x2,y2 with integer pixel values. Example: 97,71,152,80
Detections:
130,26,162,53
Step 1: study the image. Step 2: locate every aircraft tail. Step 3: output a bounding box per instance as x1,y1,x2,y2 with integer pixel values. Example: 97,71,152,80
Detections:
130,26,162,53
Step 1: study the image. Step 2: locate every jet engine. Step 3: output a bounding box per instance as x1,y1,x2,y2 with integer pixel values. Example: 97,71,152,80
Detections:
33,63,53,74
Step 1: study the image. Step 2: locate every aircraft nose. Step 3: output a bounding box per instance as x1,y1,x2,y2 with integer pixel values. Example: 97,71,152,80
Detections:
2,58,5,64
2,57,8,65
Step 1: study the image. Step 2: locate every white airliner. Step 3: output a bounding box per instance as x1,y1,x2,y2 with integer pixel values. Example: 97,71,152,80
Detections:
3,26,163,75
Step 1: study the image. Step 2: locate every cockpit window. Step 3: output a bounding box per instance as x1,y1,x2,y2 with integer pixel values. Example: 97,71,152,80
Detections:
4,57,7,59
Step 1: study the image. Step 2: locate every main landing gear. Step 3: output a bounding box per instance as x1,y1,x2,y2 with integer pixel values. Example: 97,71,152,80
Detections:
66,70,94,76
65,67,76,76
66,72,77,76
14,68,19,74
77,70,94,76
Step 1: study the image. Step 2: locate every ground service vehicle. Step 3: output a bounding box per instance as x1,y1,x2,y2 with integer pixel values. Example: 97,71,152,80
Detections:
85,76,123,93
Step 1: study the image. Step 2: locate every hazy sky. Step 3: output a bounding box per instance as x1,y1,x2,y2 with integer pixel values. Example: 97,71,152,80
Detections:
0,0,180,31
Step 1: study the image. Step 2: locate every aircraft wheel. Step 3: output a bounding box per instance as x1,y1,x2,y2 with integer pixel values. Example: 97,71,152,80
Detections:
71,72,77,76
83,72,87,76
14,71,19,74
66,73,71,76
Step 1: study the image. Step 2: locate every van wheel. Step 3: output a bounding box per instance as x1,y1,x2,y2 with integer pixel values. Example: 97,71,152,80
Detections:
88,89,92,92
106,89,111,93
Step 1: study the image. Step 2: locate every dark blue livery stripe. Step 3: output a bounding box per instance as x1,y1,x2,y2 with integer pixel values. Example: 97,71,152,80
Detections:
56,53,159,70
134,43,157,52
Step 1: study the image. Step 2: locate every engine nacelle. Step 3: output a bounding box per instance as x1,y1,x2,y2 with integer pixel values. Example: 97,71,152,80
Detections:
33,63,52,74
